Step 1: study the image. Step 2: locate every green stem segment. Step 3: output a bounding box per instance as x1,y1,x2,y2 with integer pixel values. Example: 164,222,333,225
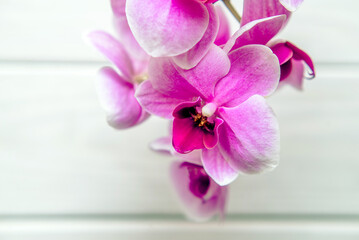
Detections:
222,0,241,24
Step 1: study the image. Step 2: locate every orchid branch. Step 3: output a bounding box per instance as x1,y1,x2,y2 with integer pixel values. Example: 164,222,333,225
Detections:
222,0,241,23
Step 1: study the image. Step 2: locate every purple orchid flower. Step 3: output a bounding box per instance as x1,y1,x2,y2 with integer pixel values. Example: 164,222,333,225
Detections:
125,0,222,69
88,32,150,129
269,40,315,90
87,0,151,129
88,0,231,128
111,0,149,74
136,44,280,186
151,135,228,221
171,161,228,221
223,1,314,90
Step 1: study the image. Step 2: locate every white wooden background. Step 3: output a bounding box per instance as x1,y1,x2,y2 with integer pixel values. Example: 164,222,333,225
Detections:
1,0,359,239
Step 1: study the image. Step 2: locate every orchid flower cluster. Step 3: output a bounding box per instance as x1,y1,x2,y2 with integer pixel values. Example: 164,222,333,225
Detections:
88,0,315,221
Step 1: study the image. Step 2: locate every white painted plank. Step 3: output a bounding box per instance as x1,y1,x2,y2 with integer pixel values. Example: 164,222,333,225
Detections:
0,63,359,215
1,219,359,240
0,0,112,61
0,0,358,63
0,62,172,214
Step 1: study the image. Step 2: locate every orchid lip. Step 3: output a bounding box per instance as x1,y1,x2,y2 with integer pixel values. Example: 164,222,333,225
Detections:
172,99,221,153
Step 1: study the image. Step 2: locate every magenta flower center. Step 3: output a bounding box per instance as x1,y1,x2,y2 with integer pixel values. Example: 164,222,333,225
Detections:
172,100,222,153
181,162,210,199
181,106,215,133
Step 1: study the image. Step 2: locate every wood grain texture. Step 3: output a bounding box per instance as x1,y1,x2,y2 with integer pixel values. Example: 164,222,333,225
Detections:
1,63,358,215
1,219,359,240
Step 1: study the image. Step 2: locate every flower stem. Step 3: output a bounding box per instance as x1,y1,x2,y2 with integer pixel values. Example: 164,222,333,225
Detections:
222,0,241,24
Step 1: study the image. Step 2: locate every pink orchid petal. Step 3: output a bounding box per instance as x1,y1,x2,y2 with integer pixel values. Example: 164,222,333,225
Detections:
214,5,231,46
178,151,203,165
111,0,126,16
130,57,150,77
126,0,209,57
111,0,150,74
171,161,227,221
270,42,293,65
172,4,219,70
279,0,303,11
135,80,185,119
241,0,291,27
214,45,280,107
112,19,150,73
286,41,315,79
222,15,286,54
108,104,149,129
280,60,293,81
96,67,149,129
148,57,200,99
149,45,230,101
150,136,174,155
217,184,228,219
279,59,305,90
218,95,280,174
202,146,238,186
87,31,134,82
150,136,203,165
175,45,231,100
